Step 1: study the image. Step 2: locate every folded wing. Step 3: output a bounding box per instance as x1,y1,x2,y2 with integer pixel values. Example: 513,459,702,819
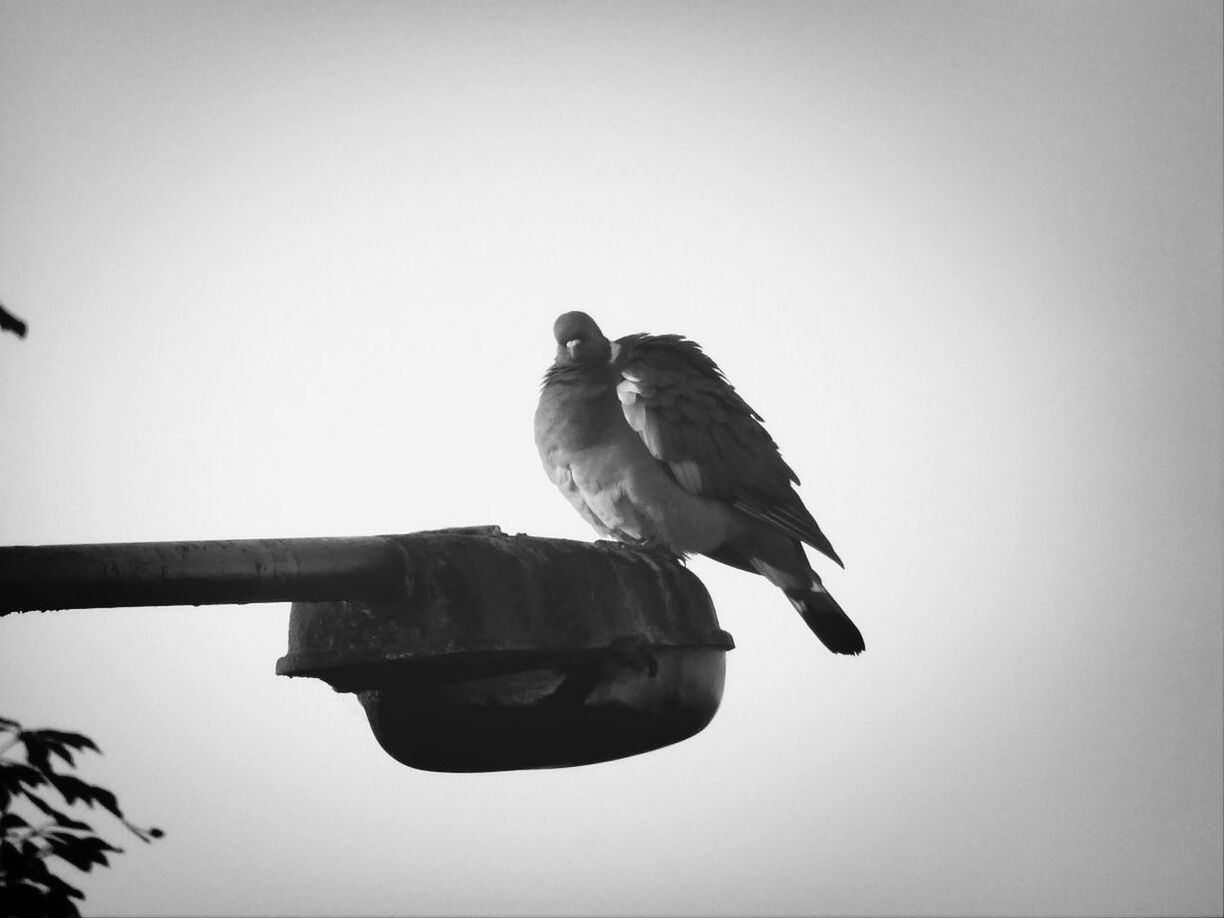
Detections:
614,333,843,567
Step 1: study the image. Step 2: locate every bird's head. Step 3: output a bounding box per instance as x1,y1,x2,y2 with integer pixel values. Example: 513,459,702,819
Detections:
552,311,612,367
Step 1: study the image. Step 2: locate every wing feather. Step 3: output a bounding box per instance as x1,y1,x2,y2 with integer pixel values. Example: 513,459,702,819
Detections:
613,332,842,565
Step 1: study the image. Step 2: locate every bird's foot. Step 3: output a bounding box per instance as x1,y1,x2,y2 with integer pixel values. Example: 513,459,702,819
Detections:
616,535,686,567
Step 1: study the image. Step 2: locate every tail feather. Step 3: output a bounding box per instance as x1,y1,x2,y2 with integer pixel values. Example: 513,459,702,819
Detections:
786,586,865,655
715,529,865,655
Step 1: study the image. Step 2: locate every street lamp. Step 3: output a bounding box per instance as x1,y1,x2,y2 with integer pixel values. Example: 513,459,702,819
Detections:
0,526,734,772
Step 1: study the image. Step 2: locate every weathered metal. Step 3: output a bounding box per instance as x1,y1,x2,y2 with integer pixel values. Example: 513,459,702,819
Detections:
277,529,733,772
0,535,409,615
1,526,735,771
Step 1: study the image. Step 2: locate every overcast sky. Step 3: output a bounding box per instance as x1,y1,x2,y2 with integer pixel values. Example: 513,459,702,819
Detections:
1,2,1221,916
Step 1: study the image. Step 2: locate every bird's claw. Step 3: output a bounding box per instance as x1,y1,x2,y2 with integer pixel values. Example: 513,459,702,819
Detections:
617,535,685,567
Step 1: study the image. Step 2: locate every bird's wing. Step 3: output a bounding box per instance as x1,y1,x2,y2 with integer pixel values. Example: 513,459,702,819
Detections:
614,333,843,567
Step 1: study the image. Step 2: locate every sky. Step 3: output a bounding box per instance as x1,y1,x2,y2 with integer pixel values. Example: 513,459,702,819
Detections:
1,1,1221,916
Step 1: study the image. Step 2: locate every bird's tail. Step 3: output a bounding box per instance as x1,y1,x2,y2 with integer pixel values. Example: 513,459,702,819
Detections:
732,535,866,655
786,584,865,656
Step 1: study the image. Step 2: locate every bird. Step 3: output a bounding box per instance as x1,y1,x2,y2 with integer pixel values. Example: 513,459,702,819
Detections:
534,310,864,655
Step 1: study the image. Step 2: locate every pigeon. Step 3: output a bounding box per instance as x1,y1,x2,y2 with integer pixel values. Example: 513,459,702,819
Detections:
534,311,864,655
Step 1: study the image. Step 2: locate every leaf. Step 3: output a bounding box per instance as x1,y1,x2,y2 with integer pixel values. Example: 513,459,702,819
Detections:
85,785,122,820
48,834,120,872
6,871,87,916
23,793,95,833
47,772,121,816
22,729,102,770
21,732,55,774
0,714,162,910
47,839,101,873
4,882,82,918
45,771,88,804
0,760,48,792
39,869,87,901
48,832,120,855
32,730,101,755
1,811,31,832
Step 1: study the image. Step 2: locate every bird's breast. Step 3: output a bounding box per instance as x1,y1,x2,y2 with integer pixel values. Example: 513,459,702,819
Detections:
535,379,620,456
535,375,737,554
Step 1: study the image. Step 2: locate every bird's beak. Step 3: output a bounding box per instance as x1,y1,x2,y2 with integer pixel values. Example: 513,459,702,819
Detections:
565,339,582,358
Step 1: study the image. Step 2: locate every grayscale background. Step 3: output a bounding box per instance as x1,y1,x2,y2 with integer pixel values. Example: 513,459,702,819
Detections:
1,2,1221,916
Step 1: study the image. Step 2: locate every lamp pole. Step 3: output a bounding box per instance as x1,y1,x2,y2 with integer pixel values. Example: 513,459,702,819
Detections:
0,531,477,615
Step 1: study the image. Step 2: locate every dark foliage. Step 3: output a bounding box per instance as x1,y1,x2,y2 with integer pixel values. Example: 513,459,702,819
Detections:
0,301,26,339
0,716,163,917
